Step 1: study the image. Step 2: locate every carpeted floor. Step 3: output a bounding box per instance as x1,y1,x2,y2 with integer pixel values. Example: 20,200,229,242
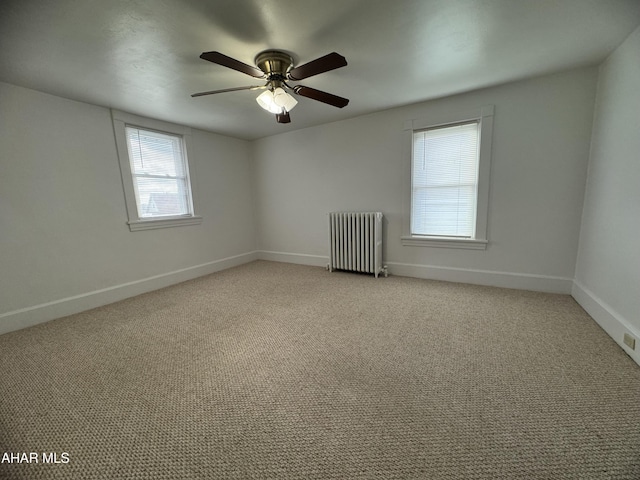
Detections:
1,260,639,479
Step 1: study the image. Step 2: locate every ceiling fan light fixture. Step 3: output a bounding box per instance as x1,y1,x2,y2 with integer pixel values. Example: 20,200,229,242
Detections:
256,88,297,114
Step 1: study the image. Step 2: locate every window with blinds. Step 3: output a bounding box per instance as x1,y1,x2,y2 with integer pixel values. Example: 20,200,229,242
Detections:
411,121,480,238
124,127,193,218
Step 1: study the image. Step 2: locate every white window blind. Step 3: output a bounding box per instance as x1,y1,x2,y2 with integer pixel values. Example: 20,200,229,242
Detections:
411,121,480,238
125,127,193,218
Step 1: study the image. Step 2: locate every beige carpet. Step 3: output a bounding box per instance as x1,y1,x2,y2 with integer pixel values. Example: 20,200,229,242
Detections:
1,260,639,479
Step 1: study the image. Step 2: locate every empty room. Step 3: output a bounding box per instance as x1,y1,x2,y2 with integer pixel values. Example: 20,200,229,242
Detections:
1,1,639,478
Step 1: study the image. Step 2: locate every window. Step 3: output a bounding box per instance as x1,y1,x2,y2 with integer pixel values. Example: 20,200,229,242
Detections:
412,121,479,238
112,110,202,231
125,127,192,218
402,106,493,249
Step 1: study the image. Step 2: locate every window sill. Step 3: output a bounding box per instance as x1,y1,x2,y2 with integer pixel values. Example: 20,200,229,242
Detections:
128,216,203,231
401,235,488,250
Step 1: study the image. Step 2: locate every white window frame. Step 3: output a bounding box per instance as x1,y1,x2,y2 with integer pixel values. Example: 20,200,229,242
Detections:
401,105,494,250
112,110,202,231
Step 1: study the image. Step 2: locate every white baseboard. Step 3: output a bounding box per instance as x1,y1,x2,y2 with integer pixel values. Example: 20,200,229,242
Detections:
257,252,572,293
257,250,328,267
0,251,258,336
572,281,640,366
386,261,573,293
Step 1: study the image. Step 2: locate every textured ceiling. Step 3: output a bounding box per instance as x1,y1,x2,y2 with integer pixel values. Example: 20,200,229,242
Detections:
1,0,639,140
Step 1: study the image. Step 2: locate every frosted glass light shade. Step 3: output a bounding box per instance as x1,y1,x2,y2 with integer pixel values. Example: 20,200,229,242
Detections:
256,88,297,114
272,88,297,111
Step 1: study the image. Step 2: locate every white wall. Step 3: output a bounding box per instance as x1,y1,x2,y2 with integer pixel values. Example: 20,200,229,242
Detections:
1,55,636,368
0,82,256,334
252,67,598,292
573,26,640,365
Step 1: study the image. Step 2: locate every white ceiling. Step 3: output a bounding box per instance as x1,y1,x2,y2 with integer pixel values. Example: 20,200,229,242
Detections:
1,0,639,140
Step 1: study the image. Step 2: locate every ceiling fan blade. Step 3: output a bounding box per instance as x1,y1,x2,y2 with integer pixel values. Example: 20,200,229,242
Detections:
191,85,266,97
276,112,291,123
287,52,347,80
292,85,349,108
199,51,265,78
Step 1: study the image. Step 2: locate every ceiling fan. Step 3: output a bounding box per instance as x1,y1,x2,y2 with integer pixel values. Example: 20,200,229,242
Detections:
192,50,349,124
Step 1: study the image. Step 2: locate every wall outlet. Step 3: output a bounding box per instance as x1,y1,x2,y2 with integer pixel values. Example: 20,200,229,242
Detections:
623,333,636,350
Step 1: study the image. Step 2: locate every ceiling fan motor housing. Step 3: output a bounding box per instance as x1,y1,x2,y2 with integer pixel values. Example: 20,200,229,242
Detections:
255,50,294,81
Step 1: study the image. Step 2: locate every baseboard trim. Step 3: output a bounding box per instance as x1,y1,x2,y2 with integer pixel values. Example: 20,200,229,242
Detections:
386,261,573,293
257,250,328,267
257,252,572,293
0,251,259,336
572,281,640,366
